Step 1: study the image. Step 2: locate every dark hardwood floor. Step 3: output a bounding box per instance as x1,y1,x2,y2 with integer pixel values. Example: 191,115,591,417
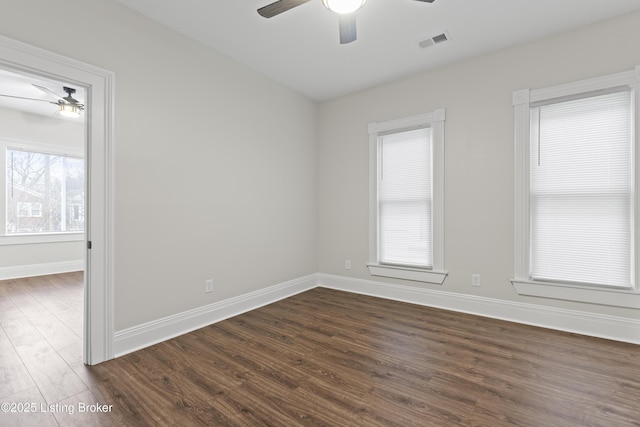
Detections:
1,273,639,426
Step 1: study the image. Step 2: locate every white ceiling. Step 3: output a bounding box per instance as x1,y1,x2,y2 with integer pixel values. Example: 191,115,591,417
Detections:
114,0,640,101
0,68,85,120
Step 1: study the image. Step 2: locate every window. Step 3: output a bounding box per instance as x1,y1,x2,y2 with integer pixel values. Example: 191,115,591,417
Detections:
17,202,43,218
378,128,432,267
512,66,640,307
368,109,447,284
3,145,84,237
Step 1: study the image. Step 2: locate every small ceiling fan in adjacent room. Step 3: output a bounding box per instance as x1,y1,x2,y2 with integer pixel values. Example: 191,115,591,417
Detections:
258,0,436,44
0,84,84,118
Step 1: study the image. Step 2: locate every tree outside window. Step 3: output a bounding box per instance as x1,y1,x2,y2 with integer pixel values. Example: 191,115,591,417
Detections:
6,149,84,234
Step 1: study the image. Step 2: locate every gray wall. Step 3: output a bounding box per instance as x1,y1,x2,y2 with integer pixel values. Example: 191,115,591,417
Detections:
0,0,318,330
317,9,640,320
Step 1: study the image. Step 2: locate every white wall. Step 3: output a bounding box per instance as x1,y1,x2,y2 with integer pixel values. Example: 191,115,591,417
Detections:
0,0,318,330
317,10,640,320
0,106,83,149
0,106,84,274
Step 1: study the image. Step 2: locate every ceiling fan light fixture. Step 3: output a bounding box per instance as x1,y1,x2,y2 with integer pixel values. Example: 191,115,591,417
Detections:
322,0,367,15
58,103,81,118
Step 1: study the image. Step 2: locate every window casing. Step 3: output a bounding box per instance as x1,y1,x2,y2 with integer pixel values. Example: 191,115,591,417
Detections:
368,109,447,284
512,66,640,307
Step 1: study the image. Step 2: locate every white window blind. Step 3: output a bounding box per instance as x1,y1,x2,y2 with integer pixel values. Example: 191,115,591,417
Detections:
529,90,632,288
378,127,432,268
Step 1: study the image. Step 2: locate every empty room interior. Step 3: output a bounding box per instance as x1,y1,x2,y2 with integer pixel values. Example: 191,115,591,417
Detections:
1,0,640,425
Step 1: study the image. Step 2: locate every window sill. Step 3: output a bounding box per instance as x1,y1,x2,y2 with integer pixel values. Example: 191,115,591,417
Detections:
368,264,447,285
0,233,84,246
511,279,640,309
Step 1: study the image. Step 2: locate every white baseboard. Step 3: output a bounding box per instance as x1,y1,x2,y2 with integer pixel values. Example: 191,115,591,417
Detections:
112,271,640,359
0,260,84,280
317,273,640,345
113,273,318,357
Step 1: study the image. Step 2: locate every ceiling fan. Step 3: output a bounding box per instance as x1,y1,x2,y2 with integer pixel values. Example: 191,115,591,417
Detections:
258,0,436,44
0,84,84,118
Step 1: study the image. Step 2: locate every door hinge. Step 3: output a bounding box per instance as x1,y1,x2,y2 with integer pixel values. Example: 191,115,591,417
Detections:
87,240,92,250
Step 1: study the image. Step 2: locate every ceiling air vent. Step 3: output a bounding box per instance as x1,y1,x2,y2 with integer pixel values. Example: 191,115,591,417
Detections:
419,31,451,49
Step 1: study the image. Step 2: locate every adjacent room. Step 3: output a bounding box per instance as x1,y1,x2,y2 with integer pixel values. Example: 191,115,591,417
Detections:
1,0,639,425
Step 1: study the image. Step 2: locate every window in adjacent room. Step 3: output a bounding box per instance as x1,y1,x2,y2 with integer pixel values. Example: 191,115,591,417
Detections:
367,109,447,284
512,66,640,307
5,147,84,235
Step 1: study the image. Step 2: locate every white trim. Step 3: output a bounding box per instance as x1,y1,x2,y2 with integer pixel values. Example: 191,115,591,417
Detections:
0,260,84,280
632,67,640,295
368,110,443,134
0,35,116,365
368,108,447,283
113,274,318,357
111,272,639,359
528,69,636,104
0,233,83,246
367,264,447,284
512,279,640,309
0,137,84,159
318,274,640,345
432,110,446,271
513,90,530,281
512,88,530,106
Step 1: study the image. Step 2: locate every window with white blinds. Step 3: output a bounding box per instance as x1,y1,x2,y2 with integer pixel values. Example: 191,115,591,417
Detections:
529,90,632,288
368,109,446,284
378,127,433,268
513,67,640,306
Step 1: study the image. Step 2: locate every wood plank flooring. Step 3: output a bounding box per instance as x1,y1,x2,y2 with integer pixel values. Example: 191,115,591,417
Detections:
1,273,639,426
0,272,84,426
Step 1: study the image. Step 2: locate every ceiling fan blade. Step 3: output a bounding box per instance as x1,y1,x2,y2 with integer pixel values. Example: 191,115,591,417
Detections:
258,0,312,18
0,93,57,104
32,84,68,103
339,14,357,44
414,0,436,2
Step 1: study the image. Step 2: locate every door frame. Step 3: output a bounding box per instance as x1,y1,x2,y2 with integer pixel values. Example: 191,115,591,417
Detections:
0,35,115,365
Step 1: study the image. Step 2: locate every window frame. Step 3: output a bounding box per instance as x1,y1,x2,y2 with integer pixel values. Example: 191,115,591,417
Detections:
367,109,447,284
0,138,84,246
512,66,640,308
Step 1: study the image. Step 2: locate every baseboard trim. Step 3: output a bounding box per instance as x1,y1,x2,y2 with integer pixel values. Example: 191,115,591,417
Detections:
317,273,640,345
112,271,639,359
0,260,84,280
113,273,318,357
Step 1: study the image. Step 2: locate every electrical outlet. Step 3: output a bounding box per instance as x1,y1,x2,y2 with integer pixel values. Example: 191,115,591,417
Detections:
345,260,352,270
205,279,214,293
472,274,481,287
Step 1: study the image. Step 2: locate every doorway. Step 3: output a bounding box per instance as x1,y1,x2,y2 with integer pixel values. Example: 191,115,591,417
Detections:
0,34,114,365
0,68,87,373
